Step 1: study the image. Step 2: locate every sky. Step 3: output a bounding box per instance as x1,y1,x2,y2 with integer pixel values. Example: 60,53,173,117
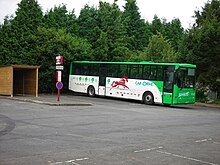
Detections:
0,0,208,29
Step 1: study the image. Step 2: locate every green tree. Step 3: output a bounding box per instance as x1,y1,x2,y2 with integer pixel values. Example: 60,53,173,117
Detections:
100,1,129,61
0,16,15,65
151,15,164,35
67,10,79,36
93,30,109,61
164,19,184,51
138,32,178,62
151,16,184,52
43,5,68,29
31,27,93,92
8,0,43,65
78,5,99,44
13,0,43,33
43,4,79,35
123,0,148,51
180,0,220,92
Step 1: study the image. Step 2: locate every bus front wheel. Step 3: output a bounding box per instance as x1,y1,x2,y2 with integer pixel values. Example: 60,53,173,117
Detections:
87,86,95,97
143,92,154,105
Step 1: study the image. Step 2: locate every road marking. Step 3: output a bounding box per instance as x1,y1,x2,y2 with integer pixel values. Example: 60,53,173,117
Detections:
134,146,163,153
195,138,220,144
213,141,220,144
71,162,81,165
195,138,212,143
49,162,63,165
65,160,75,163
49,157,89,165
157,150,219,165
76,158,88,161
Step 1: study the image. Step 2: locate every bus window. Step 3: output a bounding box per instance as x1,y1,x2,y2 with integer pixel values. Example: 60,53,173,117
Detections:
108,65,118,77
157,66,164,80
118,65,128,78
129,65,142,79
82,64,90,75
90,64,99,76
73,64,82,75
138,65,143,79
176,68,195,88
143,65,150,79
149,65,157,80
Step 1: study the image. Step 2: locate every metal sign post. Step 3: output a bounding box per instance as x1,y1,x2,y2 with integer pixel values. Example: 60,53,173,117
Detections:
56,81,63,101
56,55,63,101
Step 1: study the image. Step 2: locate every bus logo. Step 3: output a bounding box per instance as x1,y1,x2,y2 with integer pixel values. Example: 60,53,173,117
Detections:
179,92,189,97
110,76,129,90
135,81,153,86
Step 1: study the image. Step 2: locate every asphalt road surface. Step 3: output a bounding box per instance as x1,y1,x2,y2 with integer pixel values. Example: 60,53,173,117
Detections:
0,96,220,165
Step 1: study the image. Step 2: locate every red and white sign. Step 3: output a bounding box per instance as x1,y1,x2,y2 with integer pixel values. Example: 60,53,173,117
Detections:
56,55,63,65
56,71,62,82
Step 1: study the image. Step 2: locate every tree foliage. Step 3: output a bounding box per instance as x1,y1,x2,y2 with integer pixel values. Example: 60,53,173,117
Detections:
0,0,43,65
135,32,178,62
179,0,220,92
31,27,92,92
123,0,149,51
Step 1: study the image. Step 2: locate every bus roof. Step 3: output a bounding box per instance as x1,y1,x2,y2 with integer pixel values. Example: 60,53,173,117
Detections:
71,61,196,68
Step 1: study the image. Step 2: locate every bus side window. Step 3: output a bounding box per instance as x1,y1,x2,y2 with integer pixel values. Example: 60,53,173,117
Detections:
73,64,81,75
82,64,89,75
149,65,157,80
129,65,138,79
138,65,143,79
90,64,99,76
143,65,150,79
118,65,128,78
157,66,164,80
108,65,118,77
129,65,143,79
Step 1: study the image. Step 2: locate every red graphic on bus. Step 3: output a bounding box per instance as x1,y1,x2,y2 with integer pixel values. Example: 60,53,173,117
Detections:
110,76,129,90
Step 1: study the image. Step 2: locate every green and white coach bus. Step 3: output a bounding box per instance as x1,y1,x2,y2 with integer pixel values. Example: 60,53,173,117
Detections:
69,61,196,105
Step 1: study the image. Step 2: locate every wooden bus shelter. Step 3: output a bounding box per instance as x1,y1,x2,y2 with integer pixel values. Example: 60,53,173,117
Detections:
0,65,39,97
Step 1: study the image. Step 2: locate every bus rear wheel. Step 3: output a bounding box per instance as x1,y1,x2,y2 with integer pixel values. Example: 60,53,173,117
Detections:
143,92,154,105
87,86,95,97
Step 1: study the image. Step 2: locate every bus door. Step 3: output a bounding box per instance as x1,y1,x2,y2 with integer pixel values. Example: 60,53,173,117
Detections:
99,64,108,96
163,66,175,104
174,68,196,104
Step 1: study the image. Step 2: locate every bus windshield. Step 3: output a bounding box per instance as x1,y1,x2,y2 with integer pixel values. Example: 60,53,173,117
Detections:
176,68,196,88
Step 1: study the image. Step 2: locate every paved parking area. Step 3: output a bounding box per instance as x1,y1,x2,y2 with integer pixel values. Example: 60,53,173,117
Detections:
0,95,220,165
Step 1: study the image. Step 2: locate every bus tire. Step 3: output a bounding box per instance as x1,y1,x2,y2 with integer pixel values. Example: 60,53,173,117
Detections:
143,92,154,105
87,86,95,97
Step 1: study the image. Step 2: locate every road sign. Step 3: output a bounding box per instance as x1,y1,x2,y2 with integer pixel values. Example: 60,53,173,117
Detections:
56,81,63,90
56,65,64,70
55,55,63,102
56,55,63,65
56,71,62,82
56,81,63,102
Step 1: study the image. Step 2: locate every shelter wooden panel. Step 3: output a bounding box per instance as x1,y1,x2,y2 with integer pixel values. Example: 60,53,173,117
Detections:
0,65,39,97
0,66,13,96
